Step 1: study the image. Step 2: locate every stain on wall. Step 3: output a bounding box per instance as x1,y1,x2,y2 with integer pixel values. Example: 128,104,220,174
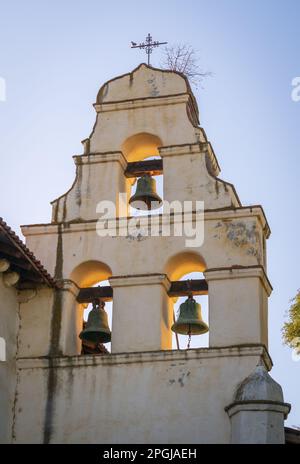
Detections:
214,220,261,263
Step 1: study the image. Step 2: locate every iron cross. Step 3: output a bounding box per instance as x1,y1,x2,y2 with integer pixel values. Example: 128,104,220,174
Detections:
131,33,167,65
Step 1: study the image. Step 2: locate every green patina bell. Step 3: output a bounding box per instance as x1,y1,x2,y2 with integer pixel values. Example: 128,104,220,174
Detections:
129,174,162,210
79,300,111,344
171,296,209,336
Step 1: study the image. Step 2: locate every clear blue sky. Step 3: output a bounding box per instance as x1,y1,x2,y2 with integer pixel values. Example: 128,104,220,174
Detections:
0,0,299,426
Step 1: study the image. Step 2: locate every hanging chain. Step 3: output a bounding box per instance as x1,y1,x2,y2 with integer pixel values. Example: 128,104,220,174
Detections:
187,286,193,349
187,325,192,349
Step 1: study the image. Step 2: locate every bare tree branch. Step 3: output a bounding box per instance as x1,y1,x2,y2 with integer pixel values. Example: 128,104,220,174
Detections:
160,44,211,89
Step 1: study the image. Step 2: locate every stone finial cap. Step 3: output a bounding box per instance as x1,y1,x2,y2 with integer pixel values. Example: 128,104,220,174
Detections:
234,364,284,403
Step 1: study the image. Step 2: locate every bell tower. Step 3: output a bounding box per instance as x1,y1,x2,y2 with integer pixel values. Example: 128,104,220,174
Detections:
14,63,290,444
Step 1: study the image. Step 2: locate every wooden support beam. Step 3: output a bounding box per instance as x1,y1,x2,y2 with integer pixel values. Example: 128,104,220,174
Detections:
0,251,48,286
11,267,45,284
0,254,34,272
76,279,208,303
77,286,113,303
0,258,10,272
125,159,163,178
3,271,20,287
0,241,23,259
168,279,208,297
16,281,40,290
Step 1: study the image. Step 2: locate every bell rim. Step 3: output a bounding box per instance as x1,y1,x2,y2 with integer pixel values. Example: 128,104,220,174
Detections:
129,193,163,211
171,321,209,336
79,329,111,344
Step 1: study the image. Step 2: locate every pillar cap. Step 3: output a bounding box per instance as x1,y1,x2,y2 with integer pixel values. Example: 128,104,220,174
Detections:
109,273,171,292
204,265,272,296
225,400,291,419
235,364,283,402
159,142,220,177
55,279,80,298
73,151,127,170
225,364,291,419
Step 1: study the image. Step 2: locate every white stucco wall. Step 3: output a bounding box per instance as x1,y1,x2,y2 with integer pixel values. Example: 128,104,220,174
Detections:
13,345,272,444
4,64,283,444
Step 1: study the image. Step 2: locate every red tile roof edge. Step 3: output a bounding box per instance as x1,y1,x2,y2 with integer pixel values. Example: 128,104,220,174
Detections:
0,217,56,287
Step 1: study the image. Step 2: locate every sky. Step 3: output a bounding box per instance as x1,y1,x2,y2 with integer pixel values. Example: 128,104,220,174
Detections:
0,0,299,426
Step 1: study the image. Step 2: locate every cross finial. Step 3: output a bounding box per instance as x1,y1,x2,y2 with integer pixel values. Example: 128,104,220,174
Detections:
131,33,168,65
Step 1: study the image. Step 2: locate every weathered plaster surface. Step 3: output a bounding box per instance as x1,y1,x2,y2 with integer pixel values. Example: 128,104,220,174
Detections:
0,277,18,443
0,64,285,444
14,346,271,444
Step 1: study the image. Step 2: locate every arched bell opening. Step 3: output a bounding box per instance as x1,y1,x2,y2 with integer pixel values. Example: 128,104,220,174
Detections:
165,251,206,281
122,133,164,216
164,251,208,350
122,132,162,162
70,260,113,355
171,271,209,350
128,156,164,218
81,279,113,355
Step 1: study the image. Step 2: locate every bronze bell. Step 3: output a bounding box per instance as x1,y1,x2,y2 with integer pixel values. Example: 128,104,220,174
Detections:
171,296,209,336
129,174,162,210
79,300,111,344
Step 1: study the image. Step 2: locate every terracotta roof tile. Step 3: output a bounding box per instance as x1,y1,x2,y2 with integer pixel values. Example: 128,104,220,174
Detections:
0,217,56,287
